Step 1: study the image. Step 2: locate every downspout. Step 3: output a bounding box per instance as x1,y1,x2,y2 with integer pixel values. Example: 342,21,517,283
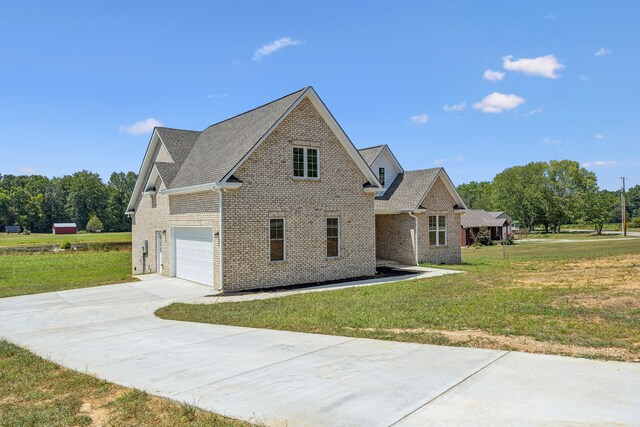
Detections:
407,211,419,265
219,190,224,291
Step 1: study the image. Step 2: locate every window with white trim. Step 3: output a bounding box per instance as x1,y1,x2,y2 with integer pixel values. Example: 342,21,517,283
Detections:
379,167,385,186
269,218,285,261
326,218,339,257
292,147,319,178
429,215,447,246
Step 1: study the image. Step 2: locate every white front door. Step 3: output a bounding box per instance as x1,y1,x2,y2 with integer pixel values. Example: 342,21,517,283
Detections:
173,227,214,286
156,231,163,273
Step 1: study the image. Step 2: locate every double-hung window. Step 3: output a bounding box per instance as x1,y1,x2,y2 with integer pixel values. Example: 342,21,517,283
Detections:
269,218,285,261
378,167,385,186
293,147,319,179
429,215,447,246
326,218,339,257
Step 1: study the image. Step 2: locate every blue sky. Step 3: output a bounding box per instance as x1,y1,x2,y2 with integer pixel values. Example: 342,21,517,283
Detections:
0,1,637,190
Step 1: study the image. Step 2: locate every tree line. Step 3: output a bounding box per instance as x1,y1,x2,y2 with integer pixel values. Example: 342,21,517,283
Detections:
457,160,639,234
0,171,137,233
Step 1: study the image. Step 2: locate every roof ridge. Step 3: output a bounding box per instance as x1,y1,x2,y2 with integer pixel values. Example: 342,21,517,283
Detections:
156,126,201,133
358,144,386,151
200,87,308,132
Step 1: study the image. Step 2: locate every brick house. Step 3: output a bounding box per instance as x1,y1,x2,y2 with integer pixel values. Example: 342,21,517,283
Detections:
127,87,466,292
460,210,512,246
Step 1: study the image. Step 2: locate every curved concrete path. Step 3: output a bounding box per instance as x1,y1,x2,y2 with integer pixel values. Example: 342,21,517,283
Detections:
1,276,638,426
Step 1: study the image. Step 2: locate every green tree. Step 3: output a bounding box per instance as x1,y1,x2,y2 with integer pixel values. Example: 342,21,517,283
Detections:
457,181,494,210
105,171,137,231
86,213,104,233
545,160,597,232
66,171,109,230
578,190,617,235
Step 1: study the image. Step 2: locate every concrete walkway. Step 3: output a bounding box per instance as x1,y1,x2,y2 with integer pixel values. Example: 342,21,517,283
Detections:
189,265,462,304
1,277,639,426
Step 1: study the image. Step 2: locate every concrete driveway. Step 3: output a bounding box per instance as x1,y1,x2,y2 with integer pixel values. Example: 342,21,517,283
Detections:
1,276,638,426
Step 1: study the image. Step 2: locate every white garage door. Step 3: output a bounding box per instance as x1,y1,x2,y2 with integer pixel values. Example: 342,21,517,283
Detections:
173,227,214,286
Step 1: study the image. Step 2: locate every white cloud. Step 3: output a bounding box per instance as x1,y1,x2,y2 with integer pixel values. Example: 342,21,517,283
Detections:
473,92,525,113
443,102,466,112
594,48,612,57
253,37,301,61
410,114,429,124
523,105,544,117
502,54,565,78
543,13,556,20
581,160,618,167
542,136,562,145
595,133,604,140
483,69,505,81
453,156,464,162
207,93,228,99
432,159,446,165
18,167,34,175
119,118,163,136
579,74,590,81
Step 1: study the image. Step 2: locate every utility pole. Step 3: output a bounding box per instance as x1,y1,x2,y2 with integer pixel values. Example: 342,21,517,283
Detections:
621,177,627,237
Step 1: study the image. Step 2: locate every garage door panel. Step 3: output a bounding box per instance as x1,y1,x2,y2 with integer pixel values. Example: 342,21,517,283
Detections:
174,227,214,286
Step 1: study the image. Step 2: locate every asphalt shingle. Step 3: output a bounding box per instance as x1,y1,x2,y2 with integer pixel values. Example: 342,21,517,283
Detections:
374,168,442,211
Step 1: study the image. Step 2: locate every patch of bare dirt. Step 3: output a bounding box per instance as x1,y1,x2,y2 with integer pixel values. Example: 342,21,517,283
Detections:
348,327,640,362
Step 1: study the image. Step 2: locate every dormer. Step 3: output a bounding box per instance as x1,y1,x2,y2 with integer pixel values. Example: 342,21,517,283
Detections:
358,144,404,196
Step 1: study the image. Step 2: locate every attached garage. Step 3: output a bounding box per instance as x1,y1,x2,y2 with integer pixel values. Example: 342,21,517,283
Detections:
172,227,214,286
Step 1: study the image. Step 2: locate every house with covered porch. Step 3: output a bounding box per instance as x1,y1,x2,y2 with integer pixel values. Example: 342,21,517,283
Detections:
128,87,465,292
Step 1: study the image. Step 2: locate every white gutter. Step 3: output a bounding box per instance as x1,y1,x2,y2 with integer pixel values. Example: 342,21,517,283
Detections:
218,191,224,291
406,211,419,266
159,181,242,196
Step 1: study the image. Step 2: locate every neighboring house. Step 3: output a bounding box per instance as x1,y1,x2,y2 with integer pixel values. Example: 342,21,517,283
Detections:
359,145,466,265
460,210,512,246
127,87,466,292
52,223,78,235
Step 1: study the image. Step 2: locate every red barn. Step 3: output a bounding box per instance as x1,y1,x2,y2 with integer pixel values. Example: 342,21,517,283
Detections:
52,223,77,235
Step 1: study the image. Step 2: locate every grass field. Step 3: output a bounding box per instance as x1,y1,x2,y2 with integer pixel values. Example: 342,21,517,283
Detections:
0,232,131,247
0,251,133,298
0,340,248,426
158,239,640,362
517,231,624,240
561,223,640,233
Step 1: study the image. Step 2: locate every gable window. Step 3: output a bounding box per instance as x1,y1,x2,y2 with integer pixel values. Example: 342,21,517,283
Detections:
429,215,447,246
269,218,285,261
292,147,319,179
326,218,339,257
378,167,385,186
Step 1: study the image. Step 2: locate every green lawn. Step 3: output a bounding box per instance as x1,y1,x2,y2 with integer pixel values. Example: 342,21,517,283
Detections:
0,251,134,298
0,340,249,426
517,231,626,240
0,232,131,247
157,239,640,362
561,223,640,233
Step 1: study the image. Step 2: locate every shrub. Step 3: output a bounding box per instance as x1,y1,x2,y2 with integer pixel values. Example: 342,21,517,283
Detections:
60,241,72,250
629,217,640,229
86,214,104,233
22,229,31,235
501,231,515,245
471,227,493,246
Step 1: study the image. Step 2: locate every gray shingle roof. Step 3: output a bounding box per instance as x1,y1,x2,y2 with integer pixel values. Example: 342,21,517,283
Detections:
461,210,509,228
167,88,307,189
374,168,441,211
156,128,201,165
358,145,385,166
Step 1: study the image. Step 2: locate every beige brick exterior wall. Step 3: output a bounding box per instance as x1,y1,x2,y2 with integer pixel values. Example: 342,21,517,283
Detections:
221,98,376,292
375,214,416,265
418,177,462,264
374,176,462,265
131,141,221,286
